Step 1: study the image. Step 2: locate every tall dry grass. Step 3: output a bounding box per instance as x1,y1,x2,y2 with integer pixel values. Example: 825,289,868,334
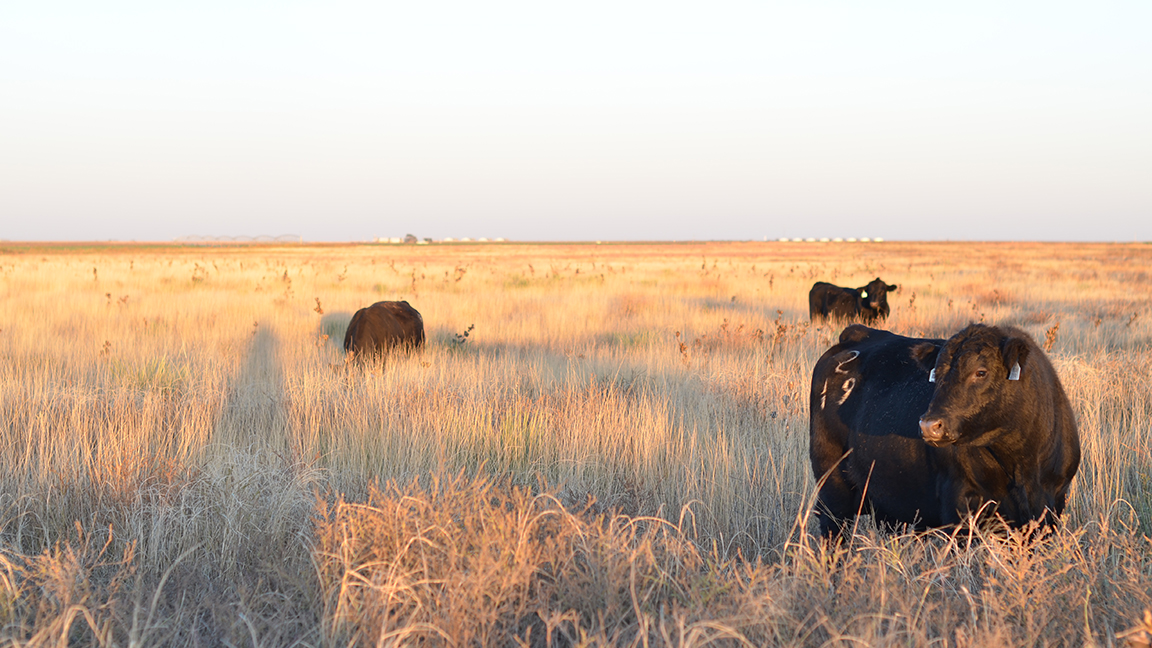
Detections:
0,240,1150,646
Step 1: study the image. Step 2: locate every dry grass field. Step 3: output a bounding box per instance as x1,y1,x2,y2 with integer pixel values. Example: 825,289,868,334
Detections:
1,240,1150,647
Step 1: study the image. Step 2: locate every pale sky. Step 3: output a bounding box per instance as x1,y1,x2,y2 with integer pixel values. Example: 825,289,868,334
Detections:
1,2,1150,242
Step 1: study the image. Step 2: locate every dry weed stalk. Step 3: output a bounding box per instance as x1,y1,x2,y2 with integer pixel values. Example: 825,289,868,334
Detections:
1044,321,1060,352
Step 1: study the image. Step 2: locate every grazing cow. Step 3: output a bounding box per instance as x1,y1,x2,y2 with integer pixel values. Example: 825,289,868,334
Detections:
808,323,1079,537
808,278,898,323
344,301,425,359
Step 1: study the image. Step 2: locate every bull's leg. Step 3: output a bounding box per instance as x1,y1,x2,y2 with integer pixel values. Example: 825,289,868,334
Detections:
811,451,861,538
816,484,860,537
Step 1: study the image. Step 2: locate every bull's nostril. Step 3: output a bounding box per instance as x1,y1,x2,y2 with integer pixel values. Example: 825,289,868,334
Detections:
919,418,944,440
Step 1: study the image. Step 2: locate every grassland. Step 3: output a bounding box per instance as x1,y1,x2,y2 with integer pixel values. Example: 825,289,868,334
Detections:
0,240,1150,646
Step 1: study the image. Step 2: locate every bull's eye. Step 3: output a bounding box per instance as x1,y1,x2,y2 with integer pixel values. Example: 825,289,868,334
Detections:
974,369,988,379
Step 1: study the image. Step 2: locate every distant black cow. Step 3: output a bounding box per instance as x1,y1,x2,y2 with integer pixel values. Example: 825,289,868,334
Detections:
808,323,1079,537
809,278,897,323
344,301,425,360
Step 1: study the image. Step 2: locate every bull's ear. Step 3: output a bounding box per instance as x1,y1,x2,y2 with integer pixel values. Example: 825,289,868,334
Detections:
909,342,939,372
887,284,898,292
1000,336,1030,380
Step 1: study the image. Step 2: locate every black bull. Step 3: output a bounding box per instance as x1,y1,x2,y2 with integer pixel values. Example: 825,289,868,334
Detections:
809,323,1080,537
809,278,898,323
343,300,425,359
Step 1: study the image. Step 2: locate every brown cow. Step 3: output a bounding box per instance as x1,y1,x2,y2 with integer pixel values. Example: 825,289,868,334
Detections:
343,301,425,359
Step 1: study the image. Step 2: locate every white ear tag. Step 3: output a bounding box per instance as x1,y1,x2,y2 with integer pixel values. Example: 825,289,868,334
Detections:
1008,362,1021,381
928,368,936,383
861,290,868,298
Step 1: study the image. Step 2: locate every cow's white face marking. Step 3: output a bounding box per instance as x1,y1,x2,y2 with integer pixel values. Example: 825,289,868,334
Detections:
1008,362,1021,381
837,377,855,405
835,350,860,374
928,368,936,383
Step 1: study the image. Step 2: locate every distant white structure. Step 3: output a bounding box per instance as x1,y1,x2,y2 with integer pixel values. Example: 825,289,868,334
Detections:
443,237,456,242
478,237,489,242
495,237,506,242
461,237,472,242
774,232,889,240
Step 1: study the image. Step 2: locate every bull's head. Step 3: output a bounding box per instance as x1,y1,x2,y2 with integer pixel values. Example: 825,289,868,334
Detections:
919,324,1030,447
858,278,898,316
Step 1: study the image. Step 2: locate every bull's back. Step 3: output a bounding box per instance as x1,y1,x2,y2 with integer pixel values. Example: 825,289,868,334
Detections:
375,301,424,346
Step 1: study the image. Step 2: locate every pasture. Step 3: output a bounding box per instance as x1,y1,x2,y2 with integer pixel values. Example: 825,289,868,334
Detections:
0,240,1150,646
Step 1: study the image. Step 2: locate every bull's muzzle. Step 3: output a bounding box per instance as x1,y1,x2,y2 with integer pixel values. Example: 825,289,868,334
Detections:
919,417,953,446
